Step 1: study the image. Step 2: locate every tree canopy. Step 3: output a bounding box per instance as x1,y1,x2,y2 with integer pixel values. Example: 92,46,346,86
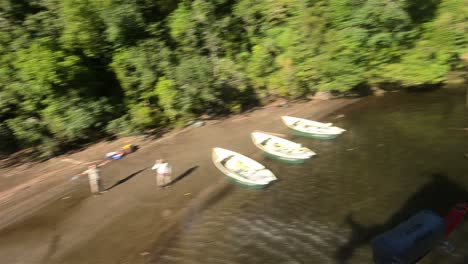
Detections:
0,0,466,157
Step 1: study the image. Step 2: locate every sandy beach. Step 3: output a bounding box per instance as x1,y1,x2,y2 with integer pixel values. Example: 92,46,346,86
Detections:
0,98,358,264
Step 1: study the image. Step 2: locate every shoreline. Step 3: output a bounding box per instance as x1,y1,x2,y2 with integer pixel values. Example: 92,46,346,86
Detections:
0,97,360,264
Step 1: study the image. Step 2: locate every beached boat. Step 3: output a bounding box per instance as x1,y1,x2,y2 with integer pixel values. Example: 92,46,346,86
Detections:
212,148,277,188
251,132,316,163
281,116,345,139
282,116,333,128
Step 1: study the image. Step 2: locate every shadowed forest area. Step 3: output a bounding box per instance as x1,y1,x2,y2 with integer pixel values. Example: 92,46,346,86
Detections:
0,0,466,158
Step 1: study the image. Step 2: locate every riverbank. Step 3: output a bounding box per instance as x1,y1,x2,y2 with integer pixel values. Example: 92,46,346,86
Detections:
0,98,359,264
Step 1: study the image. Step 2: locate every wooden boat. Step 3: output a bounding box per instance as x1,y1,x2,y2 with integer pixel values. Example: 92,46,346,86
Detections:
282,116,333,128
281,116,345,139
212,148,277,188
251,132,316,163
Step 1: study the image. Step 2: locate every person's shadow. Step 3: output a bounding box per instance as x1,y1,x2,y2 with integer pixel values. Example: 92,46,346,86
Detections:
106,167,148,191
335,173,468,263
160,166,199,188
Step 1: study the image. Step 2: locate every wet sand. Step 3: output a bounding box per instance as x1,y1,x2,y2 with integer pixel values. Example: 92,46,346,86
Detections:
0,98,358,264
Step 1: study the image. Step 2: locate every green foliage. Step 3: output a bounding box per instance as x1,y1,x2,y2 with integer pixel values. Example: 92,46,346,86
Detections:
97,0,146,47
0,0,466,157
174,56,218,114
0,89,19,120
36,137,60,158
7,117,47,147
105,114,138,137
168,2,192,41
382,40,451,86
14,40,83,95
0,122,16,154
246,44,276,93
154,77,178,120
60,0,107,57
42,97,112,143
129,103,160,130
111,38,171,103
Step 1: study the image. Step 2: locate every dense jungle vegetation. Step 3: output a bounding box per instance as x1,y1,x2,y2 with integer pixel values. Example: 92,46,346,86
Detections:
0,0,466,157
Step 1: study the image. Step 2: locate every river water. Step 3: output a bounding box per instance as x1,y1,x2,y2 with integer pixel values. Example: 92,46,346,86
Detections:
154,86,468,264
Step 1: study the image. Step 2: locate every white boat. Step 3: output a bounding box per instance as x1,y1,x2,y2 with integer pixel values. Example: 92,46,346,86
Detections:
282,116,333,128
212,148,277,188
251,132,316,163
281,116,345,139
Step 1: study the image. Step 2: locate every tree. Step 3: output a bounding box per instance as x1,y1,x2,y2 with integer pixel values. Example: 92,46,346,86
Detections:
0,0,467,157
59,0,107,58
97,0,146,47
174,55,218,115
41,96,112,143
154,77,178,121
111,38,171,103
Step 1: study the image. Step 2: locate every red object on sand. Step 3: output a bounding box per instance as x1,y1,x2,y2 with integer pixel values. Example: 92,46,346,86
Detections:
444,203,468,237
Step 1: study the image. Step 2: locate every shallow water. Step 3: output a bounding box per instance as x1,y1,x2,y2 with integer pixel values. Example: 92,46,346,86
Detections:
154,86,468,264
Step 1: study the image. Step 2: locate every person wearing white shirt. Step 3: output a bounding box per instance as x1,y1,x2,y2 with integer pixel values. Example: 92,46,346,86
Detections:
152,159,172,187
80,164,103,194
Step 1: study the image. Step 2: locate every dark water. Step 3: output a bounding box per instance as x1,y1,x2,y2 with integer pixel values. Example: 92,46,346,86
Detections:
155,86,468,264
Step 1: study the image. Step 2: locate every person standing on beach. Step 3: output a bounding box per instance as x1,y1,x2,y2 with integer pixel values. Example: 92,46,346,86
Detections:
80,164,104,194
152,159,172,187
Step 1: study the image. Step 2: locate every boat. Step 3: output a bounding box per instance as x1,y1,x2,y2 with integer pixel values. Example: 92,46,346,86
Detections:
251,132,316,163
282,116,333,128
281,116,345,139
212,148,277,188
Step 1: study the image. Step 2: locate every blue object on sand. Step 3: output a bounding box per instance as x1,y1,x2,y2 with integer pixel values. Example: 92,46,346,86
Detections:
372,210,445,264
106,152,124,160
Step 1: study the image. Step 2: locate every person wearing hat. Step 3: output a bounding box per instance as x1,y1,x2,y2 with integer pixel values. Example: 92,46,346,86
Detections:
152,159,172,187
